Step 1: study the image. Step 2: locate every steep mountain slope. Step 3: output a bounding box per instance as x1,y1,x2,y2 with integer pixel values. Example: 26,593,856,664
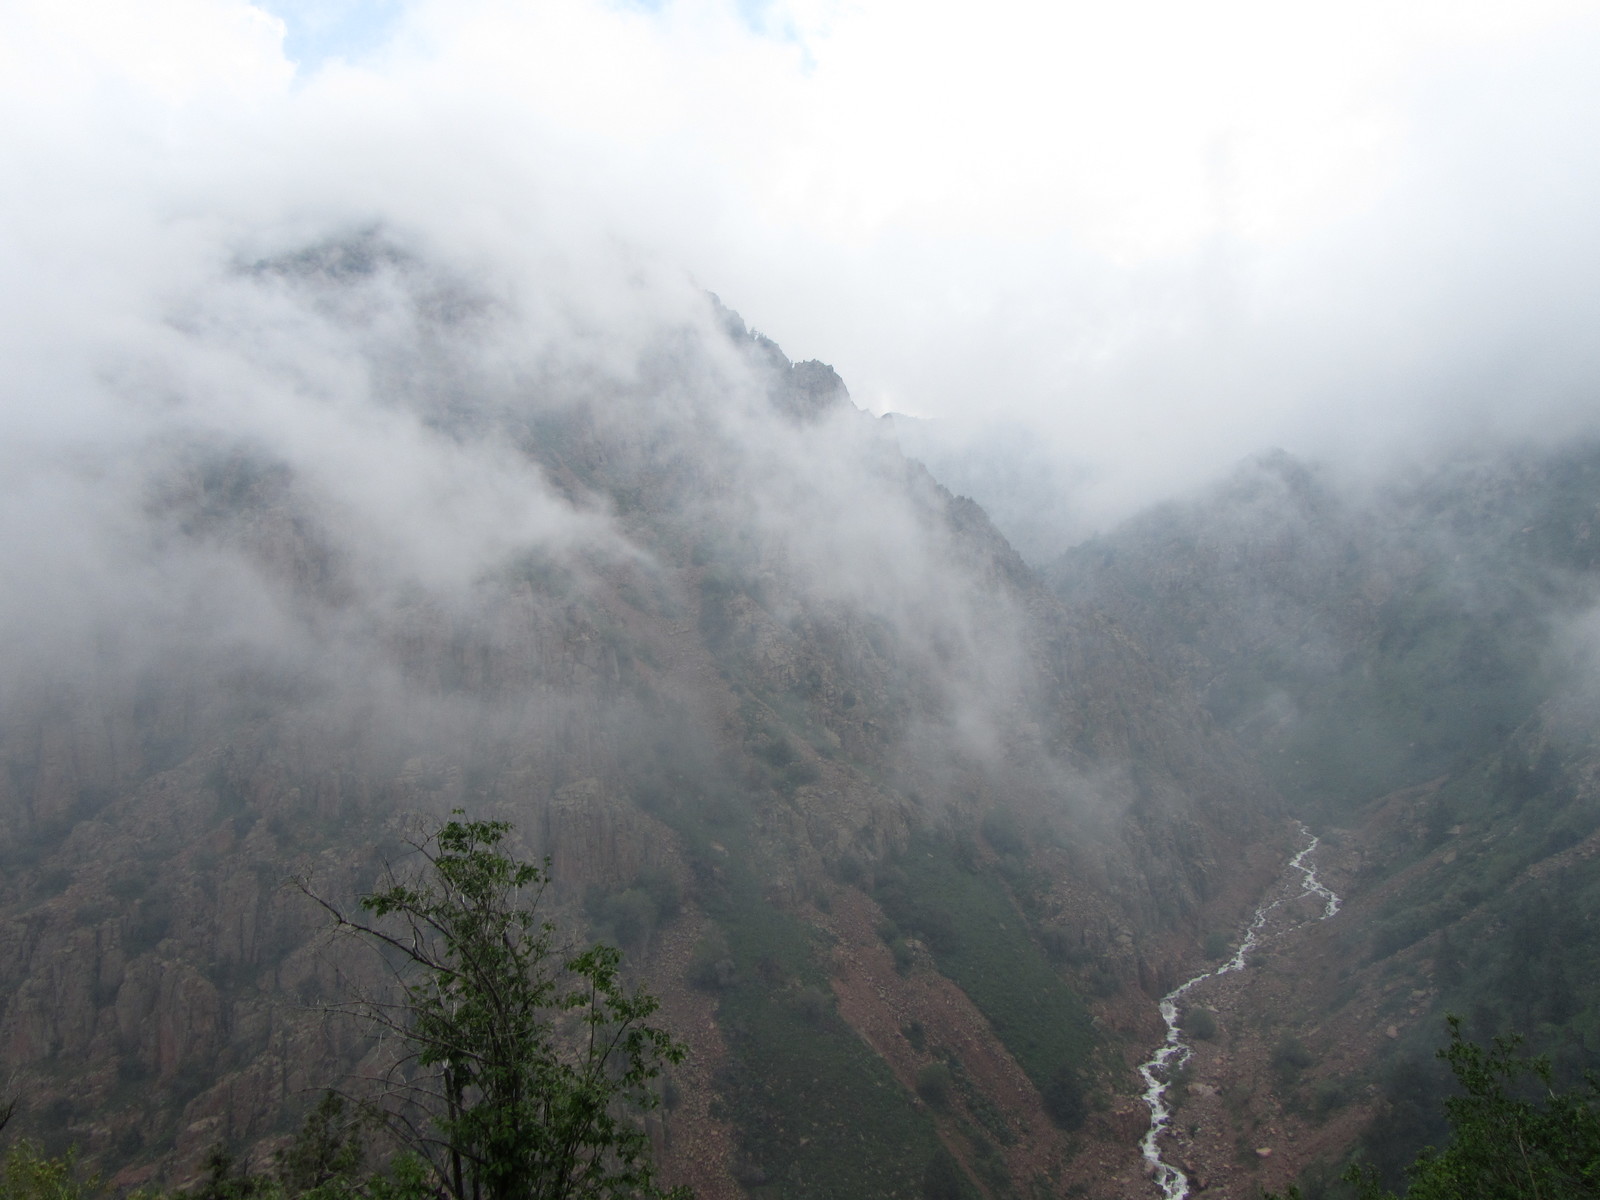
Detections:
1046,444,1600,1194
0,232,1284,1196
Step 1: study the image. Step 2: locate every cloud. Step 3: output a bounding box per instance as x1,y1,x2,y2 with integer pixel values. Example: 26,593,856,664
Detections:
0,0,1042,785
5,0,1600,568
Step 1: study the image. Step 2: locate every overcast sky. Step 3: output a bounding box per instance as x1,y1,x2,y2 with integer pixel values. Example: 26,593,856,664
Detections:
6,0,1600,530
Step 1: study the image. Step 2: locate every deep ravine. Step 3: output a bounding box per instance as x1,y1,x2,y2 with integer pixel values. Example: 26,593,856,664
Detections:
1136,824,1342,1199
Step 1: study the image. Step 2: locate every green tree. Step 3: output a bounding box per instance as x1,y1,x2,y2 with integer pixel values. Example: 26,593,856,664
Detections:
276,1093,363,1198
190,1146,277,1200
0,1139,102,1200
1364,1017,1600,1199
1268,1016,1600,1200
307,815,689,1200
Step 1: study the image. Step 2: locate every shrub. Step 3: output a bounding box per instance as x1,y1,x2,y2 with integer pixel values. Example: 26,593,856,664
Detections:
921,1149,966,1200
980,809,1028,858
1271,1035,1315,1085
1040,924,1077,963
756,738,797,769
794,986,832,1026
688,934,736,991
1312,1078,1350,1121
1183,1007,1218,1040
916,1063,954,1110
831,853,864,884
594,887,656,949
1042,1066,1087,1130
891,937,916,973
0,1140,100,1200
782,761,820,789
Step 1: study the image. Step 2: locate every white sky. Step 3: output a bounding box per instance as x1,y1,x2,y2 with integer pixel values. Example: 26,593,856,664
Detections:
6,0,1600,527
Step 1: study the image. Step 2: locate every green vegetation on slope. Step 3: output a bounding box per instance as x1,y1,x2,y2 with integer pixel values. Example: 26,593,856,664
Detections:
1271,1019,1600,1200
1256,561,1556,815
1356,736,1600,1046
636,780,965,1200
622,717,982,1199
874,834,1096,1124
689,828,955,1199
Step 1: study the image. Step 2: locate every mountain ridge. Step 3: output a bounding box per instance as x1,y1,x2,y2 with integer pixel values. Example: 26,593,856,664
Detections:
0,239,1286,1197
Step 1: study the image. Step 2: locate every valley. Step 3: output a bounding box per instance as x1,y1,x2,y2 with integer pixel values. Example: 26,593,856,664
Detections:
1136,825,1343,1200
1,241,1598,1200
10,2,1600,1194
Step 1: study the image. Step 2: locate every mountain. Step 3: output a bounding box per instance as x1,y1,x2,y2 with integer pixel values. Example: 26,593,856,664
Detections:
884,416,1093,566
13,220,1591,1200
1046,443,1600,1194
0,232,1286,1197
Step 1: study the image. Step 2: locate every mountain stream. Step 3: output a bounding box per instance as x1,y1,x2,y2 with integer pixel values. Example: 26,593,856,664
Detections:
1136,824,1342,1198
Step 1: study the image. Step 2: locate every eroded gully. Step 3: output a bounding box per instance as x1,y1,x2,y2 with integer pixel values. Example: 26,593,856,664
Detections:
1136,824,1342,1199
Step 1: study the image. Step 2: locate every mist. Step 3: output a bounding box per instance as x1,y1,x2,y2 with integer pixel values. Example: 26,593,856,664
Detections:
3,0,1596,776
0,141,1055,849
10,1,1600,550
26,11,1600,1183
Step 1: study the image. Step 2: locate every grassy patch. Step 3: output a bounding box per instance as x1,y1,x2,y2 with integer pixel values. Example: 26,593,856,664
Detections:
875,835,1096,1096
713,974,943,1200
668,810,957,1199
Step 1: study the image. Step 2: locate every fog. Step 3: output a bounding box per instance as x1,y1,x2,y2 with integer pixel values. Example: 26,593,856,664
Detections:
13,8,1600,1178
4,0,1598,780
10,1,1600,542
0,119,1048,816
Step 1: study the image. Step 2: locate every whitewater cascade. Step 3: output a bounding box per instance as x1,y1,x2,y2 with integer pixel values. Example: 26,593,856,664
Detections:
1136,824,1341,1199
